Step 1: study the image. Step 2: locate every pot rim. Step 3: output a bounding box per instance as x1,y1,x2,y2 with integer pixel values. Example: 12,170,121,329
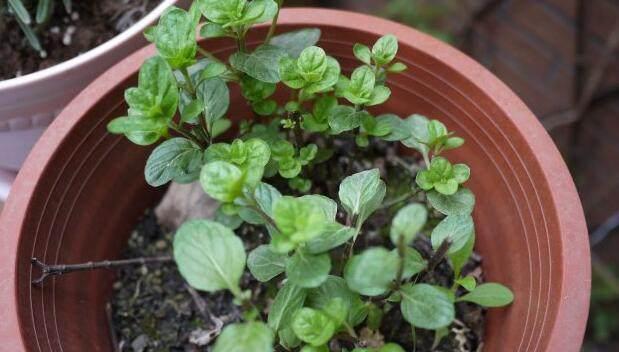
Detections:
0,7,590,351
0,0,178,90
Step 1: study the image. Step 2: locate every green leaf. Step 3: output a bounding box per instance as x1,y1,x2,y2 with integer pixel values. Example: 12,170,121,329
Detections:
387,62,407,73
380,343,406,352
214,206,243,229
272,196,328,251
106,116,167,146
179,94,203,123
431,214,475,254
338,168,385,221
353,43,372,65
212,118,232,137
377,114,410,141
401,114,430,154
286,251,331,288
299,194,337,220
230,45,287,83
457,283,514,307
268,281,307,332
200,161,244,202
296,46,328,83
304,57,340,94
400,283,455,329
328,105,362,134
279,327,302,350
155,7,197,69
449,232,475,279
197,0,246,24
238,0,278,25
372,34,398,65
307,276,367,327
253,182,282,219
213,322,273,352
197,77,230,126
36,0,51,24
240,75,276,102
299,144,318,165
247,245,287,282
306,223,356,254
344,247,398,296
397,247,427,279
271,28,321,58
8,0,31,24
292,308,336,346
199,62,228,82
367,86,391,106
200,22,229,38
144,138,203,186
456,276,477,292
301,345,329,352
173,220,245,293
427,188,475,216
416,157,469,195
342,65,375,104
389,203,427,245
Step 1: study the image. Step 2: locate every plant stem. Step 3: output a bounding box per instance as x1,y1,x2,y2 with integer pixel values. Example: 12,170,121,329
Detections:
264,0,283,44
181,67,196,95
394,234,407,291
426,239,452,274
169,123,206,148
197,46,224,64
31,256,173,285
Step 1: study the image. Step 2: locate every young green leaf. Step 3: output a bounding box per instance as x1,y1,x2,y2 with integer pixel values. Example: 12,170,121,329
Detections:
353,43,372,65
270,28,322,58
344,247,398,296
268,281,307,332
297,46,328,82
338,169,385,223
230,45,287,83
426,187,476,216
342,65,375,105
456,276,477,292
301,345,329,352
144,138,203,186
431,214,475,254
173,220,245,293
279,327,302,350
200,22,229,38
306,223,356,254
247,245,288,282
292,308,336,346
307,276,368,327
286,251,331,288
387,62,407,73
376,114,410,141
200,161,244,202
213,322,274,352
252,182,282,219
372,34,398,65
401,114,430,154
400,283,455,329
196,77,230,126
272,196,329,252
389,203,427,245
449,232,475,279
197,0,245,24
106,116,167,146
155,7,197,69
416,157,470,195
457,283,514,307
397,247,427,279
328,105,362,134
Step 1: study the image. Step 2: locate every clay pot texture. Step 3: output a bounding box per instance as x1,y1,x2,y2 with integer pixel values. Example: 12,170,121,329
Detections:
0,8,590,352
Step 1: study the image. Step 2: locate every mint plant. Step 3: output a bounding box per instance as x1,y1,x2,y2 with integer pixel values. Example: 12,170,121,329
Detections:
106,1,514,350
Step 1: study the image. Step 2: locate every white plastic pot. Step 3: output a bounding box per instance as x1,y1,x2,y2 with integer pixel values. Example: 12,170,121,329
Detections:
0,0,183,200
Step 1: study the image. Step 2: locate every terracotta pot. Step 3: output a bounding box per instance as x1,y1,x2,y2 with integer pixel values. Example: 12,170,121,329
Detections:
0,0,185,199
0,8,590,352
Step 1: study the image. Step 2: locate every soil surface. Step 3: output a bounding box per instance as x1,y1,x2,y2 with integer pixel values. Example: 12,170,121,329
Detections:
111,138,486,351
0,0,161,80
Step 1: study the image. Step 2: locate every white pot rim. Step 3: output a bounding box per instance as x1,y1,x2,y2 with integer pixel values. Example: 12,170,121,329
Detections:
0,0,177,90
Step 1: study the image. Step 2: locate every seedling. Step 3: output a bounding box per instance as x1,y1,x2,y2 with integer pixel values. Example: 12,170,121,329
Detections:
2,0,72,52
36,1,515,350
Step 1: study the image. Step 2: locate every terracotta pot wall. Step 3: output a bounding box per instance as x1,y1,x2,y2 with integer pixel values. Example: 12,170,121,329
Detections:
0,8,589,352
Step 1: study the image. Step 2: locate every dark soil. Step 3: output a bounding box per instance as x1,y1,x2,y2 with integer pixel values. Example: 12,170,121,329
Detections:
110,138,486,352
0,0,161,80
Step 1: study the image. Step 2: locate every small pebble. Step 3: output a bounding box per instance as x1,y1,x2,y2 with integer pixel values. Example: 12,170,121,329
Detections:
70,12,79,21
155,240,167,250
